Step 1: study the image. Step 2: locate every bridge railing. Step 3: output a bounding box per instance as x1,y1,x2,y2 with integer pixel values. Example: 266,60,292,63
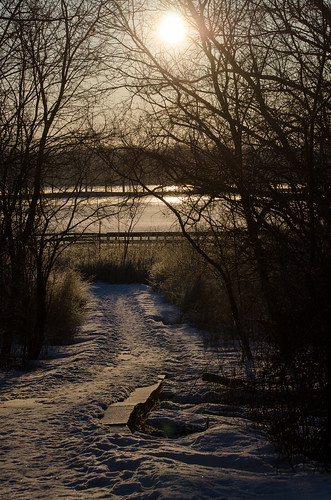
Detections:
43,231,191,244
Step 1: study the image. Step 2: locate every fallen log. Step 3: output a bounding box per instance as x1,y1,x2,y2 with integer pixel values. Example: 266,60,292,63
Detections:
202,373,326,415
202,373,256,392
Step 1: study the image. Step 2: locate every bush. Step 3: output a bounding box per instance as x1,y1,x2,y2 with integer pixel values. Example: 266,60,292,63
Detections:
46,269,89,345
149,242,233,338
61,241,156,284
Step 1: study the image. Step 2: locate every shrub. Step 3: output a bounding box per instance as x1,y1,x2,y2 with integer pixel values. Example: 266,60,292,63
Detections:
149,242,233,337
46,269,89,345
62,241,156,284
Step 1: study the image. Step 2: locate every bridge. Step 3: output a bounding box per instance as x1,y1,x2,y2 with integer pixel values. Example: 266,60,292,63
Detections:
44,231,191,244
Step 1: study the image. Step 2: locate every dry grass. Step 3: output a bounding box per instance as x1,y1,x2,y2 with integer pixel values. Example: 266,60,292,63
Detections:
46,269,89,345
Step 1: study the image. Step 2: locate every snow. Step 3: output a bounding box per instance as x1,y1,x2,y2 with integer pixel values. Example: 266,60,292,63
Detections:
1,283,331,499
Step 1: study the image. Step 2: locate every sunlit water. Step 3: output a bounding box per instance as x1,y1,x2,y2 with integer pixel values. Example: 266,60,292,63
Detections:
43,184,250,234
44,187,184,233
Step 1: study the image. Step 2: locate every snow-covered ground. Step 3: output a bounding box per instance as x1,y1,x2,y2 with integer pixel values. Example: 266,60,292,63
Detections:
1,283,331,499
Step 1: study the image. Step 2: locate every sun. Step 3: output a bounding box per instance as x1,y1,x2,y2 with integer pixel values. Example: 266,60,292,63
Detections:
157,11,186,45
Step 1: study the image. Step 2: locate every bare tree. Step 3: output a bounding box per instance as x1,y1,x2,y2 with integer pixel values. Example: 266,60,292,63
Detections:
0,0,117,361
99,0,331,462
109,0,330,343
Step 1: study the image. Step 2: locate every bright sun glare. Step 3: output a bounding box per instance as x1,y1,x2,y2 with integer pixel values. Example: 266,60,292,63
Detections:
157,11,186,45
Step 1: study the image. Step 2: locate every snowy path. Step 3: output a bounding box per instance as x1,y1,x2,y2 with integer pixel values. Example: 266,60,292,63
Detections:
1,283,331,499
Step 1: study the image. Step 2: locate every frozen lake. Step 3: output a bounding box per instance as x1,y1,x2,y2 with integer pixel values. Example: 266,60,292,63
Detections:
44,185,213,234
43,185,250,235
46,194,181,234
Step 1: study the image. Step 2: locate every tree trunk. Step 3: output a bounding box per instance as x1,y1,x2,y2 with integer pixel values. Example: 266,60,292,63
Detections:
26,278,47,361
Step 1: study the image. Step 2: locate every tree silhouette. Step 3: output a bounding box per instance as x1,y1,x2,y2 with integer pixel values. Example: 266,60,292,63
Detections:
104,0,331,463
0,0,115,361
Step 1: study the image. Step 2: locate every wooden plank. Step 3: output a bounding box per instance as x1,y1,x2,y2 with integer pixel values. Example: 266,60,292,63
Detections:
102,375,165,427
102,405,134,426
